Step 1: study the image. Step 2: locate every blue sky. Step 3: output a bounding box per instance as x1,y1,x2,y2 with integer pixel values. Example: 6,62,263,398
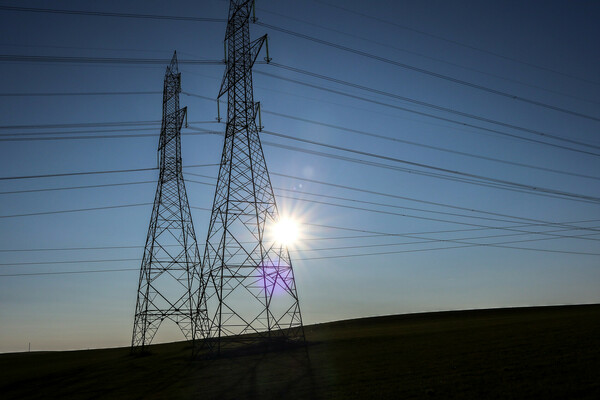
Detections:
0,0,599,352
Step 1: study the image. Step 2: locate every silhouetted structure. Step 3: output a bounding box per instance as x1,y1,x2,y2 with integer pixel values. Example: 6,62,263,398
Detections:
196,0,305,353
132,52,206,352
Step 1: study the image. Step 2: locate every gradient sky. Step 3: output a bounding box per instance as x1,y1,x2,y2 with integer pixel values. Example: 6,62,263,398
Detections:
0,0,599,352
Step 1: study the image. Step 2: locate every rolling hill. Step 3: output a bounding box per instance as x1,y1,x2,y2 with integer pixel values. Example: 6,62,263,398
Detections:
1,304,599,399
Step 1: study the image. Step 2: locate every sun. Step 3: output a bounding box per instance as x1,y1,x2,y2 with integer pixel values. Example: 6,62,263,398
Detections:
272,217,300,246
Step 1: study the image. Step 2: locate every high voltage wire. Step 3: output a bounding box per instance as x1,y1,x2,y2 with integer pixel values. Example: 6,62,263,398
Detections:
254,71,600,157
3,222,599,262
3,117,598,204
305,218,600,238
0,55,225,65
2,108,597,181
0,121,217,138
0,127,158,138
2,127,596,206
0,163,217,181
0,5,227,22
266,63,600,151
2,228,598,275
187,176,599,241
0,131,221,142
4,87,600,169
0,120,160,130
184,92,600,181
3,75,597,156
3,230,599,267
2,218,599,277
192,130,600,204
0,180,155,195
0,234,390,253
2,80,598,157
0,203,152,219
255,110,600,181
297,229,600,253
255,22,600,122
312,0,600,86
184,171,600,235
2,172,598,244
2,169,598,236
268,191,600,242
0,91,161,97
259,129,600,203
2,113,598,187
261,139,600,205
0,268,138,277
257,6,600,107
267,172,600,232
273,189,600,240
3,177,596,246
2,4,597,121
9,86,586,182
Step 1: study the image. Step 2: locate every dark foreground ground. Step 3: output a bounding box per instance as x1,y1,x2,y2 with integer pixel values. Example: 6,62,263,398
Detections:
1,304,599,399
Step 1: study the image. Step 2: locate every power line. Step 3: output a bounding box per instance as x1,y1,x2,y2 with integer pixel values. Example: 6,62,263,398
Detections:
250,109,600,182
261,140,600,204
255,22,600,121
0,127,157,138
260,129,600,203
3,3,597,119
0,120,160,130
257,6,600,107
3,167,582,233
0,5,227,23
0,54,225,65
256,63,600,155
5,111,596,182
268,172,600,232
0,130,221,142
0,180,154,195
3,216,599,276
311,0,600,86
270,192,600,242
0,234,390,253
3,228,598,276
0,268,138,277
274,189,600,240
298,229,600,253
268,63,600,150
5,87,597,180
7,120,594,205
185,171,600,236
255,71,599,157
0,203,152,219
0,91,161,97
3,168,597,240
0,163,218,181
0,258,138,266
187,175,600,240
184,92,600,181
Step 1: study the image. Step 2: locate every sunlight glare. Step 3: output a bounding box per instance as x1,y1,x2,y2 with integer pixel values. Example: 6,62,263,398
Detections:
272,217,300,246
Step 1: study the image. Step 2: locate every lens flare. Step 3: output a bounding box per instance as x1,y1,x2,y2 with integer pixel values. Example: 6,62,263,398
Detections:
272,217,299,246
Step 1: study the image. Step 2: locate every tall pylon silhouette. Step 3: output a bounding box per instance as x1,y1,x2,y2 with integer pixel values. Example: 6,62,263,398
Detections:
197,0,305,353
132,52,205,352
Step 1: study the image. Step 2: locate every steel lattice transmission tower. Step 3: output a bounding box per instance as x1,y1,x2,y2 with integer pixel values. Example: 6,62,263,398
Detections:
197,0,305,352
132,52,206,352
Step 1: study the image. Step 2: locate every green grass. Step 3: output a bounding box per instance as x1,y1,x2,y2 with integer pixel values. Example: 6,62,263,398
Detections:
1,304,599,399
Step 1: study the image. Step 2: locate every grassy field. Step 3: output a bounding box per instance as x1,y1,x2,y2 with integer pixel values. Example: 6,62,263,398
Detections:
1,304,599,399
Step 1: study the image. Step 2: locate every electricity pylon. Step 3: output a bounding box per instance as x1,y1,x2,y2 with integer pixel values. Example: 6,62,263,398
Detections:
197,0,305,353
132,52,206,352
